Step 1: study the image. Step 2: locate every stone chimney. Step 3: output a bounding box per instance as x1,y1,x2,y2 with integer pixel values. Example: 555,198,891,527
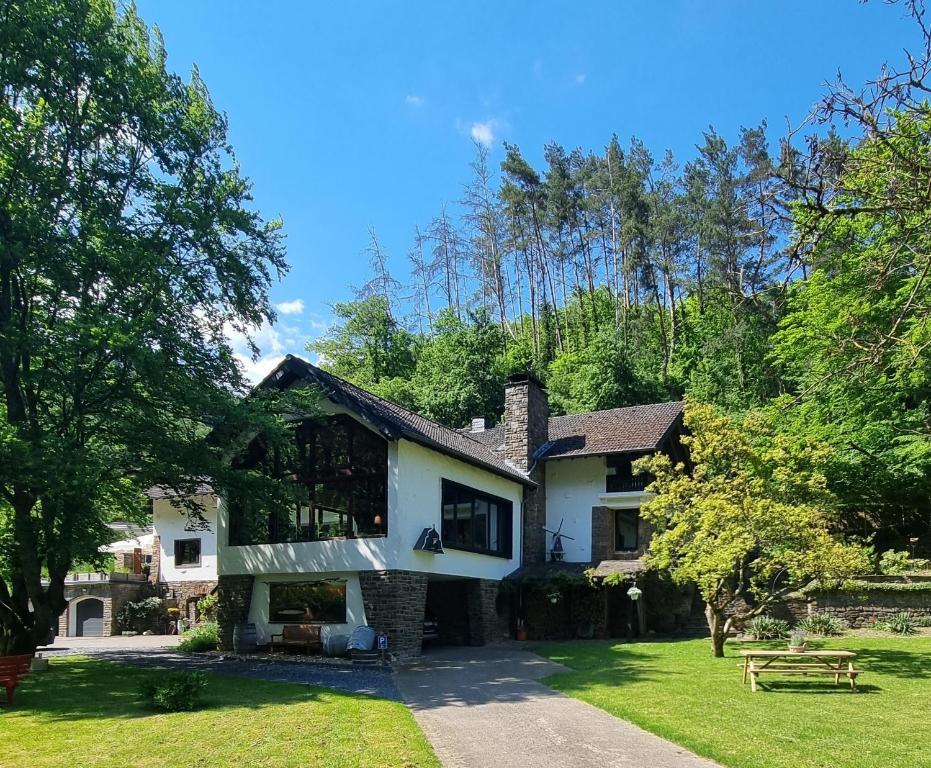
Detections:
503,373,549,563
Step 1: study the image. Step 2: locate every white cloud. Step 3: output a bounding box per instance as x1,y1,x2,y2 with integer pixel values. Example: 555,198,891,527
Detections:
275,298,304,315
575,73,586,84
224,318,301,385
470,120,499,147
405,94,425,107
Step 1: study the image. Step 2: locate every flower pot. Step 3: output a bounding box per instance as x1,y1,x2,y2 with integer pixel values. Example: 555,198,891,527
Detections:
788,644,807,653
516,628,528,641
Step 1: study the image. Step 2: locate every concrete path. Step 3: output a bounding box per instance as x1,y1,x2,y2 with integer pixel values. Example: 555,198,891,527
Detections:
395,646,719,768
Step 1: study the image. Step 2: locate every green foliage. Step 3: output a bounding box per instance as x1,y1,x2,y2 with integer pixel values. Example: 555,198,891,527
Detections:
745,615,790,640
309,296,416,391
0,0,298,654
178,622,219,653
874,612,919,635
547,323,664,415
878,550,929,575
638,402,869,654
796,614,847,637
117,597,166,633
771,108,931,544
196,594,219,623
139,670,208,712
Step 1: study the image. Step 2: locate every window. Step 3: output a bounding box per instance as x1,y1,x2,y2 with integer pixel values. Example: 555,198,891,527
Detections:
606,453,651,492
441,480,512,557
228,415,388,546
174,538,201,566
614,509,639,552
269,581,346,624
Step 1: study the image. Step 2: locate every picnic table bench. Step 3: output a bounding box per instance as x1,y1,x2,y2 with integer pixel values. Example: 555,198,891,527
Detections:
270,624,322,655
740,649,861,692
0,655,33,706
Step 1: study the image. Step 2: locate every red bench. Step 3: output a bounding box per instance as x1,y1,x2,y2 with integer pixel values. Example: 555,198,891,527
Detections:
0,655,33,706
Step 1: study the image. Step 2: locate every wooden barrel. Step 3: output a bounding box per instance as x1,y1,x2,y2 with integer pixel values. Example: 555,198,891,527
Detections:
232,623,257,654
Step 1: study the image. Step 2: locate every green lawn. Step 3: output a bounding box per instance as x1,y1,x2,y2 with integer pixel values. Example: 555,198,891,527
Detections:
0,657,439,768
536,635,931,768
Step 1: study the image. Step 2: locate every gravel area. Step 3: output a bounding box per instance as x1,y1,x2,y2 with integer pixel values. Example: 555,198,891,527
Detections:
94,650,401,699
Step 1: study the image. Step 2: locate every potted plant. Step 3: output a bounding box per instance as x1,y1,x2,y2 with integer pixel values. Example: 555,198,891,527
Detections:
516,618,528,642
788,630,807,653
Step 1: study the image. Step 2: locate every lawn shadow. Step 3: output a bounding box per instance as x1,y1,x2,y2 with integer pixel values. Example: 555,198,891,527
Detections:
753,680,882,695
850,646,931,680
10,657,323,723
534,641,678,691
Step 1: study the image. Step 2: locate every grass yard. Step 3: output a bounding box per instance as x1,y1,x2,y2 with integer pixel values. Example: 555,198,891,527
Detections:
0,657,439,768
537,635,931,768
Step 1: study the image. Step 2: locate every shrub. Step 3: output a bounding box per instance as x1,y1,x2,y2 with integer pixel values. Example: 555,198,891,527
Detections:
915,616,931,628
139,671,207,712
796,613,847,637
117,597,167,633
196,593,218,623
178,622,219,653
875,612,919,635
878,549,929,575
746,615,790,640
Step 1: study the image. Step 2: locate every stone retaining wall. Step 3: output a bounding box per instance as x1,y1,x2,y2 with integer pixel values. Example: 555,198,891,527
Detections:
782,588,931,628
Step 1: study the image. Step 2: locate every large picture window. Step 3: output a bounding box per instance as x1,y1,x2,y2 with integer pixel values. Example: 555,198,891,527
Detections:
269,581,347,624
228,415,388,546
441,480,513,557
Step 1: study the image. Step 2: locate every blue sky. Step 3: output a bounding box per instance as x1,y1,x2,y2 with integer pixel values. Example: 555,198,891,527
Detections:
135,0,919,381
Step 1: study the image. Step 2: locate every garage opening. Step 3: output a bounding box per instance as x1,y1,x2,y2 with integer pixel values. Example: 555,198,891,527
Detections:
424,577,472,646
75,598,105,637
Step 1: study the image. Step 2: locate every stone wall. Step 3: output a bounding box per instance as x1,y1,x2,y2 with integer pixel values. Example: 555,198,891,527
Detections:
216,574,255,651
522,584,606,641
503,374,549,564
591,506,653,562
359,570,428,661
466,579,509,645
149,534,161,583
780,588,931,628
161,580,218,622
58,579,152,636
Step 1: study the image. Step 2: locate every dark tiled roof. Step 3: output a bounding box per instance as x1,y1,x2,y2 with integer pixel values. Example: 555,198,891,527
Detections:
461,403,684,460
544,402,684,459
264,356,533,485
505,561,591,582
506,559,645,582
591,559,647,578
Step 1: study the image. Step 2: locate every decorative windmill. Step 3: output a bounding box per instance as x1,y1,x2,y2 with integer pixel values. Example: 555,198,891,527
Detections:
542,519,575,562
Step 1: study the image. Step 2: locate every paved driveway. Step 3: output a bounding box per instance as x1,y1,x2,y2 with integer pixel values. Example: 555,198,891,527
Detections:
395,645,719,768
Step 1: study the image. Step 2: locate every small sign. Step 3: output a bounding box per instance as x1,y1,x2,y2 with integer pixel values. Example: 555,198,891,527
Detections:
377,634,388,651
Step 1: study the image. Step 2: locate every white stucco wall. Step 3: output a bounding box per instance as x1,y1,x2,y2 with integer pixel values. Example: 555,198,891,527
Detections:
219,436,524,583
544,456,651,562
248,572,365,645
153,495,218,582
545,456,605,562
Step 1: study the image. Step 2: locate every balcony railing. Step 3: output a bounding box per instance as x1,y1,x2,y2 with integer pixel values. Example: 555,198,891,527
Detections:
605,476,649,493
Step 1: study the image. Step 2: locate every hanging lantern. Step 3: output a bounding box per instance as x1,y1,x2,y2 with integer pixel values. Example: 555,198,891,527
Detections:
626,584,642,602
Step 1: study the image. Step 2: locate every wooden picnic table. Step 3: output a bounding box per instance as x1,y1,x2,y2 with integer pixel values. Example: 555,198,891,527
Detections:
740,649,860,692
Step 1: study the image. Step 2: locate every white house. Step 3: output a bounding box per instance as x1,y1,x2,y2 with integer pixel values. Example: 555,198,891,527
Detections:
149,486,219,622
214,356,686,659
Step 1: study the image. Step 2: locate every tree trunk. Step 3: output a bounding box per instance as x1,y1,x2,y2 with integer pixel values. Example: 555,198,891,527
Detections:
706,603,726,658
